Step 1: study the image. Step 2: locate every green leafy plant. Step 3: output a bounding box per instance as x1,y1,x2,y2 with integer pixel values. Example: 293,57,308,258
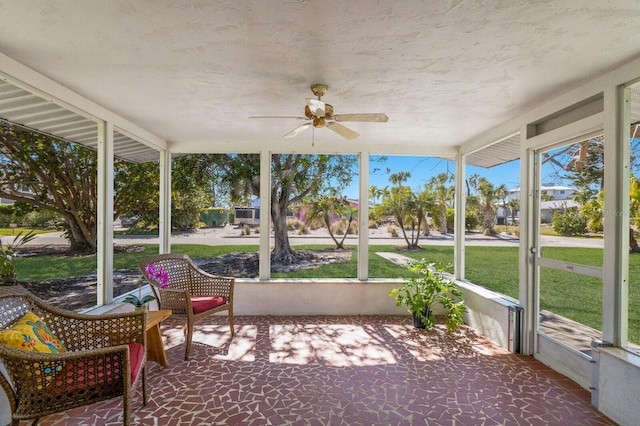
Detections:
0,229,37,283
389,258,466,332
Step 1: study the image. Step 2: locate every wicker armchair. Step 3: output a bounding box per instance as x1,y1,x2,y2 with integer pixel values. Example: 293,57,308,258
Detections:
0,286,147,426
139,253,235,360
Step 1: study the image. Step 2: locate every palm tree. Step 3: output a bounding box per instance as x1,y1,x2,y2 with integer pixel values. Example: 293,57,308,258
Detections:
477,177,497,235
369,185,383,205
305,196,354,249
429,173,453,234
495,183,508,232
508,198,520,225
467,173,480,196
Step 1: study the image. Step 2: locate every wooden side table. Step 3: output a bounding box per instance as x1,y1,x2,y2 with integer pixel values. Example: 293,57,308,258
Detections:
146,309,172,366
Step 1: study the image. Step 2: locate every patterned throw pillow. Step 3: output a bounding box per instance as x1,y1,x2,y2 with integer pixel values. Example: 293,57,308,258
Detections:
0,311,67,353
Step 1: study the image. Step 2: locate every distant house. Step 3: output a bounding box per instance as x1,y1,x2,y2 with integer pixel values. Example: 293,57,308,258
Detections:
499,185,578,224
508,185,576,201
539,199,580,223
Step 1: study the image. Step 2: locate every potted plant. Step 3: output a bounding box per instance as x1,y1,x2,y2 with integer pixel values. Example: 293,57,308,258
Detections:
124,264,169,312
389,258,466,331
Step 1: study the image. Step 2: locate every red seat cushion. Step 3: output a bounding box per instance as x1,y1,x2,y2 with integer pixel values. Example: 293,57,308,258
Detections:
49,343,144,392
191,296,227,314
128,342,144,383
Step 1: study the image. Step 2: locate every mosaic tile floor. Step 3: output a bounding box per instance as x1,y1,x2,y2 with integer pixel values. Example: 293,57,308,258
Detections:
27,315,615,425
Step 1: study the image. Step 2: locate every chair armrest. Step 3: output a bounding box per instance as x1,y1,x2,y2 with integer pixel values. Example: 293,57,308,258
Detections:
158,287,192,316
42,310,146,352
188,264,235,299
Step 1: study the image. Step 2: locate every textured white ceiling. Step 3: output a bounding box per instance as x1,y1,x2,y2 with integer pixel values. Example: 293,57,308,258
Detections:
0,1,639,159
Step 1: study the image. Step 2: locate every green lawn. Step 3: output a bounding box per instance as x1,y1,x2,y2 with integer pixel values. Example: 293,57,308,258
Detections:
0,227,56,237
12,243,640,344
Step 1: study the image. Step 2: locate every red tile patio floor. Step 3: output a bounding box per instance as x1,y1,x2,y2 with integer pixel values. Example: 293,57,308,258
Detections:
29,315,615,426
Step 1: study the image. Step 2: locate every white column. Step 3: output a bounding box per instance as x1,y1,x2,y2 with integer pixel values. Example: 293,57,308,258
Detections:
259,150,271,280
453,154,466,280
96,120,114,305
602,85,630,346
519,128,538,355
358,152,369,281
158,149,172,254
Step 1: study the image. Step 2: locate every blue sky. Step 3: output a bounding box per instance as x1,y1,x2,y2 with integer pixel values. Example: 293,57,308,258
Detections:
340,154,575,200
342,155,522,200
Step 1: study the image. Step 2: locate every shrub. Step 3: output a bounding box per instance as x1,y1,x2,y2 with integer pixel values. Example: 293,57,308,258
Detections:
297,223,310,235
387,224,399,237
483,227,498,236
331,220,346,235
0,230,36,283
21,209,62,228
347,220,358,235
445,208,480,232
287,218,305,231
552,208,588,236
368,220,378,229
241,224,251,235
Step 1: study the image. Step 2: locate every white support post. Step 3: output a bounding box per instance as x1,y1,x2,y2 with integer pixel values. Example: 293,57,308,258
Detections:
453,153,466,280
358,152,369,281
602,86,630,346
259,150,271,280
159,149,172,254
96,120,114,305
519,128,538,355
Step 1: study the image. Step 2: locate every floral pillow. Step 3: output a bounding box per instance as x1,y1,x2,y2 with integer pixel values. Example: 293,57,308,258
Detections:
0,311,67,353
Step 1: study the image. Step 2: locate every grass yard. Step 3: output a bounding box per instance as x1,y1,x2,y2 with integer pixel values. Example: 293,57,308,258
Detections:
11,242,640,344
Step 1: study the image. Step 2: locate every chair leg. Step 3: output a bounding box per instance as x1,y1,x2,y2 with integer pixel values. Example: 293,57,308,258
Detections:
123,393,131,426
141,365,148,406
229,308,235,337
184,322,194,360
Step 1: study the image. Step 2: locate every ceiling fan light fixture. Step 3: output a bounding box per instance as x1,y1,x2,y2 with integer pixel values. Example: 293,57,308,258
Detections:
325,103,333,119
308,99,326,117
313,117,326,128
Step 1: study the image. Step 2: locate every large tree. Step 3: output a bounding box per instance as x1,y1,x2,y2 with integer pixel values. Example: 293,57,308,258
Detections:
0,125,101,251
214,153,357,263
0,125,217,250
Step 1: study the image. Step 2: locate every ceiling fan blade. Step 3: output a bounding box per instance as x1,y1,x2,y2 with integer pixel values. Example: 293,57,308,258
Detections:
327,122,359,139
333,113,389,123
284,123,312,138
249,116,307,120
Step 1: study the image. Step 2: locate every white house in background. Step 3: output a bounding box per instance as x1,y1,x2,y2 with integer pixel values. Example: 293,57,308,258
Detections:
498,185,578,224
508,185,576,202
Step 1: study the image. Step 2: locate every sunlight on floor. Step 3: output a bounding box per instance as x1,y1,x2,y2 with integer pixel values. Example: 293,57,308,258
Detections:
269,324,397,366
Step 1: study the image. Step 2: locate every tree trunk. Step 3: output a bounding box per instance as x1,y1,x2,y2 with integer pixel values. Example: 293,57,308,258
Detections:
64,215,95,252
326,216,344,249
482,204,495,231
271,199,297,264
439,206,447,234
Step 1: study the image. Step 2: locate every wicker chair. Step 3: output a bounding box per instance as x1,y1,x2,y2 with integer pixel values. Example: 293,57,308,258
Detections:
0,286,147,426
139,253,235,360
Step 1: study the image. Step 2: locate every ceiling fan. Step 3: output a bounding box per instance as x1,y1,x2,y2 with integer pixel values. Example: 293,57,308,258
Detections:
250,84,388,140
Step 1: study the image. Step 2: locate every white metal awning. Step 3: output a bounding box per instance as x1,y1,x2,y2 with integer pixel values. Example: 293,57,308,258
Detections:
0,79,159,163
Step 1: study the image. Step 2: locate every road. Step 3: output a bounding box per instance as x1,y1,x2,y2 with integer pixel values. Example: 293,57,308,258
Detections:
9,226,604,249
